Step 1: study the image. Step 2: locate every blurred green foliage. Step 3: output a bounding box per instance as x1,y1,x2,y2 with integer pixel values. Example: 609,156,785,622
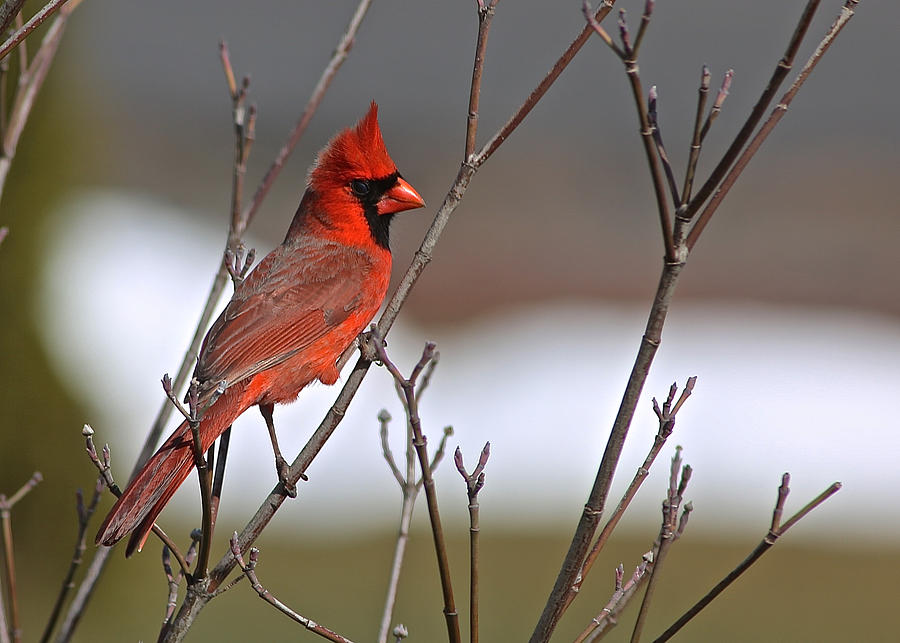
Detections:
0,49,92,558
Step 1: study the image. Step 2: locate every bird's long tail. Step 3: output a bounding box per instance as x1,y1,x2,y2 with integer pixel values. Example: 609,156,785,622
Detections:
95,385,249,557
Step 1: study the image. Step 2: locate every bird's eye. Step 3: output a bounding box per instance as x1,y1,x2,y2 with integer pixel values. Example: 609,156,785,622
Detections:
350,179,371,196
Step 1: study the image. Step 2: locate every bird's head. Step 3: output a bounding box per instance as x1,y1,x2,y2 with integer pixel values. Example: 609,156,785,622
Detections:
305,102,425,249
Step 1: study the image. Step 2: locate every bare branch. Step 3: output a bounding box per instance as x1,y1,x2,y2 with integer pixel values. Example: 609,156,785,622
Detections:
464,0,498,159
574,554,651,643
455,443,491,643
0,472,43,643
653,479,841,642
647,86,681,207
39,477,102,643
81,425,190,577
230,536,356,643
374,337,460,643
629,450,691,643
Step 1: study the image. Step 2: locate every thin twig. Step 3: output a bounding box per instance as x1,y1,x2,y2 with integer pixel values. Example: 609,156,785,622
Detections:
39,477,103,643
464,0,498,160
0,472,42,643
652,478,841,642
376,351,451,643
81,425,191,577
229,536,356,643
475,0,618,169
630,449,691,643
573,555,650,643
679,66,710,209
580,492,692,641
647,86,681,207
0,0,72,62
455,443,491,643
158,534,200,642
631,0,654,56
698,70,733,145
584,1,675,260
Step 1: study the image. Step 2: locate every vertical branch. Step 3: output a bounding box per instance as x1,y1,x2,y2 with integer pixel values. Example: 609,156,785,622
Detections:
679,66,710,208
377,388,451,643
629,450,691,643
464,0,498,160
375,339,460,643
39,478,103,643
0,473,42,643
455,444,491,643
583,2,674,259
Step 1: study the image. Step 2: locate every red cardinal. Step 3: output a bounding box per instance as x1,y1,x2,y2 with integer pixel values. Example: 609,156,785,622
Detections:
96,103,424,556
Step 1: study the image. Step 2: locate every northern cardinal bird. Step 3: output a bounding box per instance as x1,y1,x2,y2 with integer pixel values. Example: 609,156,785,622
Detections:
96,103,424,556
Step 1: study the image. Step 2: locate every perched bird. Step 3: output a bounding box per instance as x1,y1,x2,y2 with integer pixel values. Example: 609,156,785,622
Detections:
96,103,425,556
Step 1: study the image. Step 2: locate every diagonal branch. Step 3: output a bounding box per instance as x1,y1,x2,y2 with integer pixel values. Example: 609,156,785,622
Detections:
652,477,841,642
0,0,73,62
230,536,356,643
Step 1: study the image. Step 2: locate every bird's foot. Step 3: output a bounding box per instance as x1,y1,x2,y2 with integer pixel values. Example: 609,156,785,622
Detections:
275,456,298,498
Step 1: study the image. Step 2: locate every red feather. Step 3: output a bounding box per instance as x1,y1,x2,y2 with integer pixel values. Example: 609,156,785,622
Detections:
96,103,424,555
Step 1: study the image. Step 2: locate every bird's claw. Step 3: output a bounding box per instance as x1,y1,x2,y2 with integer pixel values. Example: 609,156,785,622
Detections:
275,456,298,498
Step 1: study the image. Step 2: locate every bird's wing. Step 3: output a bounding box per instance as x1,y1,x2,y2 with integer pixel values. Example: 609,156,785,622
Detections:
193,242,375,394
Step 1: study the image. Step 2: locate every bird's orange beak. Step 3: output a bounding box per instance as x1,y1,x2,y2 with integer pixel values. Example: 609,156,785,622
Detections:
377,177,425,215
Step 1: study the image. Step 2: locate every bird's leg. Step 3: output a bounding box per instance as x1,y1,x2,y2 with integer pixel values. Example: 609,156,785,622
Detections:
258,403,298,498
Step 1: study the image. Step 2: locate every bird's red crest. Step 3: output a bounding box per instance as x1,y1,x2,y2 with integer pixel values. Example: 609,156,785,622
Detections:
310,102,398,190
